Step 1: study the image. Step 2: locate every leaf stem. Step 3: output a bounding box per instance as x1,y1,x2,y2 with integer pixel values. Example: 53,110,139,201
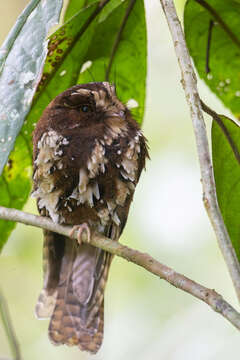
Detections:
194,0,240,48
105,0,136,81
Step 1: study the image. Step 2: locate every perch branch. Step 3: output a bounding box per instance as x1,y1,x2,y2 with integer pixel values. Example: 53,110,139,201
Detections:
159,0,240,301
1,206,240,331
0,288,21,360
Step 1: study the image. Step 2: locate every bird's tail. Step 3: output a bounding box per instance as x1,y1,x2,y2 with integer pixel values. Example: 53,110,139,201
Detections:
36,229,114,353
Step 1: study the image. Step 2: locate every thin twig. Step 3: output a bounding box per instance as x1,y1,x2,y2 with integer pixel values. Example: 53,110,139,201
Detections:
0,288,21,360
195,0,240,49
105,0,136,81
1,206,240,331
159,0,240,302
201,100,240,166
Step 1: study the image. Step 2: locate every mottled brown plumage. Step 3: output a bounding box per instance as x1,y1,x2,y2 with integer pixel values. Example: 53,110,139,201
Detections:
32,82,148,353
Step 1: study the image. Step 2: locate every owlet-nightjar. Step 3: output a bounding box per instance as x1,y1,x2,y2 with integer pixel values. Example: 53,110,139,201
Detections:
32,82,148,353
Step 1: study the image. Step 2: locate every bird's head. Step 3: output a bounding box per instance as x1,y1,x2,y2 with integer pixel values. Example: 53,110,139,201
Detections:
46,82,129,133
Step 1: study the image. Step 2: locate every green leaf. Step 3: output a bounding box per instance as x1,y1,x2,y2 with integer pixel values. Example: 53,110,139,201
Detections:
0,0,63,174
64,0,96,21
0,0,63,251
78,0,147,125
184,0,240,116
212,114,240,261
0,135,31,252
64,0,123,23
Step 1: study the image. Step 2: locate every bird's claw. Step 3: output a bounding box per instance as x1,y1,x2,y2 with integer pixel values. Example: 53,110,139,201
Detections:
69,223,91,245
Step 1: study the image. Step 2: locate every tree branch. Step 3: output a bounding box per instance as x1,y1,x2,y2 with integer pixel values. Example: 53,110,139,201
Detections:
159,0,240,302
1,205,240,331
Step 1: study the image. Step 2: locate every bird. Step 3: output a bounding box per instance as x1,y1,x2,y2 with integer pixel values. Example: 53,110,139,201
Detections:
32,81,148,353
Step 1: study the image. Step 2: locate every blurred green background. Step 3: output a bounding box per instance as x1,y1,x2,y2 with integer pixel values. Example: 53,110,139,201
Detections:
0,0,239,359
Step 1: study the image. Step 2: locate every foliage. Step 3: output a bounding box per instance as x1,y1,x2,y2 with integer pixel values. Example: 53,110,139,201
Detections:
0,0,147,251
212,114,240,260
184,0,240,116
184,0,240,262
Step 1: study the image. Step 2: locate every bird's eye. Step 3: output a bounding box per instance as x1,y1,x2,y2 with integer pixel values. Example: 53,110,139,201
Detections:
81,105,89,113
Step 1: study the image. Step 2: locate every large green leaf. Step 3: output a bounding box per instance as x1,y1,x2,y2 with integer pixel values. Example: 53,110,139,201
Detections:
0,0,63,252
64,0,123,23
212,114,240,261
78,0,147,125
0,135,32,251
64,0,96,21
184,0,240,117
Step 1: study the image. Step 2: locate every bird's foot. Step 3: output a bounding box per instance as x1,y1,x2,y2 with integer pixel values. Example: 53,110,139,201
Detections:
69,223,91,245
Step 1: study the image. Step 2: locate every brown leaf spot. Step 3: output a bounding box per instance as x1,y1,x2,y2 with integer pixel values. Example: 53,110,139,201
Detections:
7,159,13,170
